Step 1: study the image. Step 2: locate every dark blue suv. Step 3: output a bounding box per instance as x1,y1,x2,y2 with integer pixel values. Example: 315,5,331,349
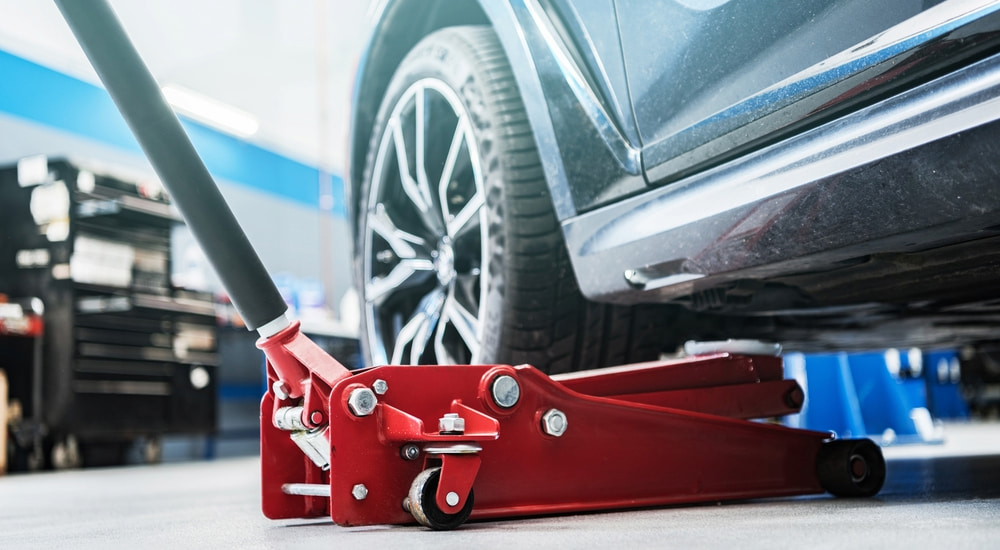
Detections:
349,0,1000,372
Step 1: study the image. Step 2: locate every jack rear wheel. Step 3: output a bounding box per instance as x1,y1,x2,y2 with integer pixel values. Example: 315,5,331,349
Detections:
816,438,886,497
406,467,474,530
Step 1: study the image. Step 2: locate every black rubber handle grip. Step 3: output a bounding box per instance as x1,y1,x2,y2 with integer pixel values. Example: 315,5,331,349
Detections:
55,0,287,331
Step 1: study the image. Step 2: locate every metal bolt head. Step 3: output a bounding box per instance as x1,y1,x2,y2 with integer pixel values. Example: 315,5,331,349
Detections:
372,379,388,395
272,380,290,400
401,444,420,461
351,483,368,501
490,374,520,408
347,387,377,417
785,386,805,409
445,492,460,507
541,408,568,437
438,412,466,434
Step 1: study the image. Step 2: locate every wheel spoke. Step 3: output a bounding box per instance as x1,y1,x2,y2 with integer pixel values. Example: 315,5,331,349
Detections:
438,115,468,223
391,121,427,213
365,258,434,306
436,115,484,238
414,87,436,213
454,272,481,310
409,288,445,364
433,319,457,365
447,191,484,238
368,204,427,259
366,204,434,305
389,287,445,365
442,287,481,360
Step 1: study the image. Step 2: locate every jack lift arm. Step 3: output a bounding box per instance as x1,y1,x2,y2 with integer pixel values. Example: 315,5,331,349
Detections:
57,0,886,530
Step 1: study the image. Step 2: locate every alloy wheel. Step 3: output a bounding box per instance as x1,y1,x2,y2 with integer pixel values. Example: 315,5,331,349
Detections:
362,78,488,366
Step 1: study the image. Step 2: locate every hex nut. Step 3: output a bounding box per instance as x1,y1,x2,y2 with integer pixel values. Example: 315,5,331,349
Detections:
541,408,568,437
372,379,389,395
490,374,520,408
438,413,466,434
347,387,377,417
352,483,369,501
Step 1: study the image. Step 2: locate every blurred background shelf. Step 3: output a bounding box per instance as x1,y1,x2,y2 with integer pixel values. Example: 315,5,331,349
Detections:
0,156,217,469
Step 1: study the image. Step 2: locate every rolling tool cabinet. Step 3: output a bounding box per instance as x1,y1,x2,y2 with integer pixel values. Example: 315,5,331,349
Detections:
0,157,217,468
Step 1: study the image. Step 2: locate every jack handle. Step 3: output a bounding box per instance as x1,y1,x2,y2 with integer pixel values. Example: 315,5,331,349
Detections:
55,0,352,403
55,0,288,336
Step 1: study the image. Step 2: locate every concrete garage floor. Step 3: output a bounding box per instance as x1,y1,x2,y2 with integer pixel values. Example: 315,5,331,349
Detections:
2,423,999,549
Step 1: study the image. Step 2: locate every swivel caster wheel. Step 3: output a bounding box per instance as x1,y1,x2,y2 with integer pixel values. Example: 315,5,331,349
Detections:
404,467,474,530
817,438,886,497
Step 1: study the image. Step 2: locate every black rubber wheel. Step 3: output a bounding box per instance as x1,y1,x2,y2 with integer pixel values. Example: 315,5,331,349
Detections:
406,467,474,530
816,438,886,497
356,25,667,373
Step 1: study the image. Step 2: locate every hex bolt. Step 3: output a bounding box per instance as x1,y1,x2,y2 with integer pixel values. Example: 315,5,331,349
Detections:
347,387,377,417
438,412,466,434
352,483,369,501
785,386,805,409
541,408,568,437
401,444,420,461
372,379,389,395
490,374,520,408
272,380,290,400
445,492,460,507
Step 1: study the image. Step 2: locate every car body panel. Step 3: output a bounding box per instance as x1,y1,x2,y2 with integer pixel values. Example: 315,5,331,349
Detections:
619,0,1000,186
562,49,1000,307
617,0,928,179
490,0,647,214
547,0,641,148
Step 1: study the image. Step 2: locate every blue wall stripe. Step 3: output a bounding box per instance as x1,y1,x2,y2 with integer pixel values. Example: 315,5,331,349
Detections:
0,49,345,217
0,49,140,153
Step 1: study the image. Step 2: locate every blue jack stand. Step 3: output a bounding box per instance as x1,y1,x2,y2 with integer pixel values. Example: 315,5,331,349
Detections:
922,349,971,420
784,350,947,445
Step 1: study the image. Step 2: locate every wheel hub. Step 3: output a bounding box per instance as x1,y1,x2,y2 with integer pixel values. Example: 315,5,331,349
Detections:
434,237,457,287
849,454,869,482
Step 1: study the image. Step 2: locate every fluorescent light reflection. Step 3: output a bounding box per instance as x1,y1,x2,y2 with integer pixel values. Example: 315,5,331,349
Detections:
161,84,259,137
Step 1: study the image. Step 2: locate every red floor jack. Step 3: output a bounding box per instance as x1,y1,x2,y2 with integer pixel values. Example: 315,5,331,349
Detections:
58,0,886,530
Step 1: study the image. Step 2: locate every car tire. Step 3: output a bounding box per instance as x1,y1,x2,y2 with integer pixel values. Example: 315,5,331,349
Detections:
356,25,666,373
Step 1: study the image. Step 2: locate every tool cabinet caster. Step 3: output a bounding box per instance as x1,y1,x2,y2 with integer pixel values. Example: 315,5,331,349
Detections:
816,438,886,497
405,467,475,530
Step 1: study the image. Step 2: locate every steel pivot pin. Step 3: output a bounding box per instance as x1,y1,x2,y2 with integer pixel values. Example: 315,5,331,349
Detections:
491,374,520,408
